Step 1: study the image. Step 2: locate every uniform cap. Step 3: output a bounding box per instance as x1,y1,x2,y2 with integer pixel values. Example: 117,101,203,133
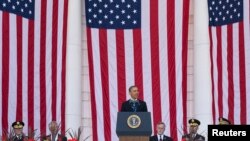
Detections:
188,118,200,126
219,117,231,125
12,121,25,129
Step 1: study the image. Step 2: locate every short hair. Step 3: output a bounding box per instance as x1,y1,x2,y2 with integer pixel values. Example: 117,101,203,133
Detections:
156,122,166,127
129,85,138,92
48,121,58,128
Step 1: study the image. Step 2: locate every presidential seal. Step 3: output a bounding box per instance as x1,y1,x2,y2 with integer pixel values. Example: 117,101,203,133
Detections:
127,115,141,128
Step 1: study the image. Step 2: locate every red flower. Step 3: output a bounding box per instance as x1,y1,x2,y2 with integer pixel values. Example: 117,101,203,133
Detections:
28,139,36,141
68,138,78,141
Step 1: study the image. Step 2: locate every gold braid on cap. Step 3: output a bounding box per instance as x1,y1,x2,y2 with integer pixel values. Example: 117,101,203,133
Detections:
219,118,229,125
190,123,198,126
13,123,23,129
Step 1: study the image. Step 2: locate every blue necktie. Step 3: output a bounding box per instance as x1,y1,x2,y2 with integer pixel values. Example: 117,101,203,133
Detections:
131,101,138,112
133,102,137,112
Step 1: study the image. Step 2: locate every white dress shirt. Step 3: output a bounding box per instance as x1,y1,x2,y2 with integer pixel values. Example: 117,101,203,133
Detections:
157,134,163,141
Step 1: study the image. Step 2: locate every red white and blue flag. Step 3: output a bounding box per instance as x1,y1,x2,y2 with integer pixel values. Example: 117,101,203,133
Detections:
209,0,250,124
0,0,68,136
85,0,190,140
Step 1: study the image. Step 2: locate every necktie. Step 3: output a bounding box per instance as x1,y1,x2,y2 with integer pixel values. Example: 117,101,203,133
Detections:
52,135,56,141
133,102,137,112
130,101,138,112
160,136,163,141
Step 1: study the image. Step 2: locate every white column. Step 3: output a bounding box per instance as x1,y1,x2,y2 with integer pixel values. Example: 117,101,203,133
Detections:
193,0,212,138
66,0,82,134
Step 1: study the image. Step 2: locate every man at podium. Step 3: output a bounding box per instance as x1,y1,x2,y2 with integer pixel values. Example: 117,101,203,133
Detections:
121,85,148,112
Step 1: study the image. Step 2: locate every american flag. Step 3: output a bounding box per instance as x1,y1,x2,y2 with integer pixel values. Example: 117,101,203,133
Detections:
85,0,190,141
208,0,250,124
0,0,68,136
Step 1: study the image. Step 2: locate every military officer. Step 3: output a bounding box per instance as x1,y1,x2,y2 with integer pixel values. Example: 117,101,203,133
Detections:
182,119,205,141
12,121,27,141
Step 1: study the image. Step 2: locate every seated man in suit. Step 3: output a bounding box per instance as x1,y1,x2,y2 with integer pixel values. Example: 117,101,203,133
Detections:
121,85,148,112
12,121,28,141
182,119,205,141
150,122,173,141
218,117,231,125
43,121,67,141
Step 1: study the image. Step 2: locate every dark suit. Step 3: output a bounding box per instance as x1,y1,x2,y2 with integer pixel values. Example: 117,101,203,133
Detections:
42,134,67,141
150,135,173,141
121,99,148,112
182,133,205,141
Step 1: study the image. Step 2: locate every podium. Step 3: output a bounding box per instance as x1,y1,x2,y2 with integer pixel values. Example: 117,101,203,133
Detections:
116,112,152,141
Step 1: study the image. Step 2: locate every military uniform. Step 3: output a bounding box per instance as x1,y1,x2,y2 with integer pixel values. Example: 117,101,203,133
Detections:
181,119,205,141
182,134,205,141
12,135,28,141
12,121,28,141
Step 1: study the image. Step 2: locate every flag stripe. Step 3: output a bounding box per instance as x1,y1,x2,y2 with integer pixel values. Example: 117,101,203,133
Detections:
52,0,59,120
227,25,235,122
150,0,162,134
181,0,189,134
175,0,184,139
0,11,2,135
2,12,10,132
33,0,42,135
212,27,219,124
93,29,105,141
61,0,68,133
124,30,135,97
28,20,35,130
9,14,18,124
40,0,47,135
238,22,246,124
216,27,223,117
209,27,216,123
46,0,53,130
232,24,240,124
87,28,98,141
116,30,126,111
133,29,144,100
16,16,23,121
107,30,119,141
22,18,29,133
245,0,250,124
141,0,153,124
99,29,111,141
167,0,178,140
34,22,41,137
56,0,63,123
221,26,228,117
159,0,170,136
